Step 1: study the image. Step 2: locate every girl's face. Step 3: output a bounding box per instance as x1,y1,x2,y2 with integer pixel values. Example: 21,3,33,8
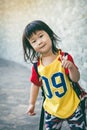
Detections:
28,30,52,56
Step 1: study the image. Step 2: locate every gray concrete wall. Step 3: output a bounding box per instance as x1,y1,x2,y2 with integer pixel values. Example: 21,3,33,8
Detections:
0,0,87,91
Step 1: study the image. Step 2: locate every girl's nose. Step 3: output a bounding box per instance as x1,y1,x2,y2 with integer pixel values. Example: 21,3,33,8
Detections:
38,40,42,46
39,42,41,46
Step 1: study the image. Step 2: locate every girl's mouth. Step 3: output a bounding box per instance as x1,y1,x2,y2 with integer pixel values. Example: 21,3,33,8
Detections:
40,44,46,49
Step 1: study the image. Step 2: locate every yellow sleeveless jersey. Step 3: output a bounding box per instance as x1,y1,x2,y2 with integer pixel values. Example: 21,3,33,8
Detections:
38,53,80,118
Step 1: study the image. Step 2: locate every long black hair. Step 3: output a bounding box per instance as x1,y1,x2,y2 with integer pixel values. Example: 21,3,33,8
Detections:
22,20,60,63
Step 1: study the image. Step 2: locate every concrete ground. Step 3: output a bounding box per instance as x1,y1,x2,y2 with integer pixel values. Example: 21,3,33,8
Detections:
0,58,87,130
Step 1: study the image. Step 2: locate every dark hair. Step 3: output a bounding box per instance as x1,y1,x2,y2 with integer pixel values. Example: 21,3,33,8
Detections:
22,20,60,63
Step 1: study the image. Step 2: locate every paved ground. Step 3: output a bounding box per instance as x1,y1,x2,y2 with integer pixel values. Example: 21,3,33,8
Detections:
0,58,87,130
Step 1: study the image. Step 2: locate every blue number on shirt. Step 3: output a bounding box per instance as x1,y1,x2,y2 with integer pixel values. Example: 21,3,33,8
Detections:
42,76,52,98
51,72,67,97
42,72,67,98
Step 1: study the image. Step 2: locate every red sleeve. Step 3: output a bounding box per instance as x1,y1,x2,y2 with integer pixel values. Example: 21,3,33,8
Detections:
30,65,42,86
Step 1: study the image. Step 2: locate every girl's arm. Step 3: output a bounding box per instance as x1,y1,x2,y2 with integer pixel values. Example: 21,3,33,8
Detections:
27,83,40,116
61,56,80,82
68,62,80,82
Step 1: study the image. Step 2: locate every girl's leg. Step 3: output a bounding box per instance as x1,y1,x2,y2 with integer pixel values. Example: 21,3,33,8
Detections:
45,111,62,130
67,105,86,130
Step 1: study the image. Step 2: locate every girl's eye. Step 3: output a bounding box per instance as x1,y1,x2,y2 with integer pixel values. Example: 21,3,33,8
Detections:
39,34,43,38
32,40,36,44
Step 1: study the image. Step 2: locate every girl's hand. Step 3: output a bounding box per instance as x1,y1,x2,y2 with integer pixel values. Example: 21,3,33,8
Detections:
27,104,36,116
61,55,74,69
60,55,80,82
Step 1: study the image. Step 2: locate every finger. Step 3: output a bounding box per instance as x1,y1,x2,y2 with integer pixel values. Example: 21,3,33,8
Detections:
62,55,68,60
28,112,36,116
26,109,36,115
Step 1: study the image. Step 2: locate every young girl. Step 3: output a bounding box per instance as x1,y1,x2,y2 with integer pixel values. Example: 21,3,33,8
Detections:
22,20,86,130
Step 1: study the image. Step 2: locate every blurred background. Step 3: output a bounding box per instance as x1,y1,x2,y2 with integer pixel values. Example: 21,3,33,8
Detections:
0,0,87,130
0,0,87,89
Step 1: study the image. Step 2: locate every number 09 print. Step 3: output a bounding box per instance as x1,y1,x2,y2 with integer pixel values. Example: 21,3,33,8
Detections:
42,72,67,98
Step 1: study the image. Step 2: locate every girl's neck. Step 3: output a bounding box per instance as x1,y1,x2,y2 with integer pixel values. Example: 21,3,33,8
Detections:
41,52,58,66
42,51,53,57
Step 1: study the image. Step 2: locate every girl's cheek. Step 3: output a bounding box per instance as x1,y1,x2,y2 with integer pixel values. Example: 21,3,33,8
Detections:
33,46,39,51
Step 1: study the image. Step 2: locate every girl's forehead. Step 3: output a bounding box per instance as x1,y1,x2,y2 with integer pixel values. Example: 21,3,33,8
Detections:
29,30,45,38
33,30,44,34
